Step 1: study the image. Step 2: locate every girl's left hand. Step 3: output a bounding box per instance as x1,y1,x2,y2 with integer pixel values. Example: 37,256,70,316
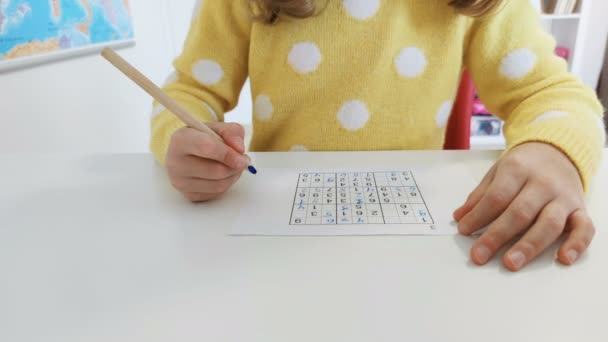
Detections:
453,142,595,271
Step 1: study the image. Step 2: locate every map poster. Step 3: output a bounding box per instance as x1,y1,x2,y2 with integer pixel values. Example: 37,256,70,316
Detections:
0,0,135,72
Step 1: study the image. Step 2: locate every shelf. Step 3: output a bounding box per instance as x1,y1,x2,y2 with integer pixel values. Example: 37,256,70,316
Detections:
470,135,506,150
541,13,581,20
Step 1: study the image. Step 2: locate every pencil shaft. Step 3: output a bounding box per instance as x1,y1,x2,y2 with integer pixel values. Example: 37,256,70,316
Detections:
101,48,221,140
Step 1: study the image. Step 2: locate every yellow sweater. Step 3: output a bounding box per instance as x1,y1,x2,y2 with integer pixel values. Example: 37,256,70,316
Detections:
151,0,605,188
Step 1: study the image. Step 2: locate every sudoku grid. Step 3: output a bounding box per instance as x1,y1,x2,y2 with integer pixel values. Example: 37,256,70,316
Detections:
290,172,434,225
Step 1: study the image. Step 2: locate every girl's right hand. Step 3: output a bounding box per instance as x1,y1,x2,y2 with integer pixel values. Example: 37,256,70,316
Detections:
166,123,249,202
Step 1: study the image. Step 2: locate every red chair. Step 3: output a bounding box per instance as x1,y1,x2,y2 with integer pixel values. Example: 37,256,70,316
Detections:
444,70,474,150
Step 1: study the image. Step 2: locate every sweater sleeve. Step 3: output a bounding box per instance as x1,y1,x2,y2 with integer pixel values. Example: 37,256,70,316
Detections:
150,0,251,164
464,0,606,190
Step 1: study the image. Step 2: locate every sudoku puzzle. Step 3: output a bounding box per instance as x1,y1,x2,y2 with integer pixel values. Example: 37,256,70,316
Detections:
290,172,434,225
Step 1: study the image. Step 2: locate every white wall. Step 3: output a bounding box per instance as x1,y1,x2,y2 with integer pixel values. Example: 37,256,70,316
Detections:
577,0,608,88
0,0,252,154
0,0,176,153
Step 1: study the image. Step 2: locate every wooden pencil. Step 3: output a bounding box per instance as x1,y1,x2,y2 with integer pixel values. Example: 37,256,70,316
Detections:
101,47,256,174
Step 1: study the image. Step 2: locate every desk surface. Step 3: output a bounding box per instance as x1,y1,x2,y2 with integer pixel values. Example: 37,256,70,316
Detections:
0,150,606,342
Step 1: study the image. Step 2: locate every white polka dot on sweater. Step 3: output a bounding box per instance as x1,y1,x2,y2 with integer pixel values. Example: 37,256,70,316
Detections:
254,95,274,121
288,42,322,74
290,145,309,152
337,100,370,131
202,102,219,121
163,71,178,86
395,47,427,78
500,48,537,79
596,115,606,144
192,59,223,86
343,0,381,20
191,0,203,22
531,111,569,124
151,104,165,119
435,101,453,128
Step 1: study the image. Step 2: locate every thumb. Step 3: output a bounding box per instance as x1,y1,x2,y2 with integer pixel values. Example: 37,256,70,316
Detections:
207,122,246,154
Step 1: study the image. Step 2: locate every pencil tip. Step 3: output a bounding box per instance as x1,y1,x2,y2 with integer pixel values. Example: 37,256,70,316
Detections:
248,165,258,175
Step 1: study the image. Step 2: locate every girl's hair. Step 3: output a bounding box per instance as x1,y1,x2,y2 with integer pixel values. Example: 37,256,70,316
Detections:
251,0,503,23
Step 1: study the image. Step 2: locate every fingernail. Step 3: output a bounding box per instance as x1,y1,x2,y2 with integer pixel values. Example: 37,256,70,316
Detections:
237,156,248,169
457,223,467,233
508,251,526,270
237,140,245,151
567,249,579,264
474,245,491,264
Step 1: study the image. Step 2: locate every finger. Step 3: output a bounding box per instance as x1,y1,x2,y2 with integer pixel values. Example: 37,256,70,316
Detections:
557,209,595,266
503,201,569,271
458,165,527,235
172,173,242,195
470,184,553,265
207,122,246,154
168,155,242,180
453,164,497,222
184,192,217,203
181,128,248,169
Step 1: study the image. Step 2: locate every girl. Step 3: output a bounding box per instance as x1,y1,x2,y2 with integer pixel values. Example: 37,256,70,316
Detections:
150,0,606,271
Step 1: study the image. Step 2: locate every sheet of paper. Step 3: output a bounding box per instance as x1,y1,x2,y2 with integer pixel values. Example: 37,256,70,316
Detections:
231,166,476,236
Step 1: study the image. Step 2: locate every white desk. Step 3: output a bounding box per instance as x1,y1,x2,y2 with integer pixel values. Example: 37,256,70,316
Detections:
0,150,606,342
